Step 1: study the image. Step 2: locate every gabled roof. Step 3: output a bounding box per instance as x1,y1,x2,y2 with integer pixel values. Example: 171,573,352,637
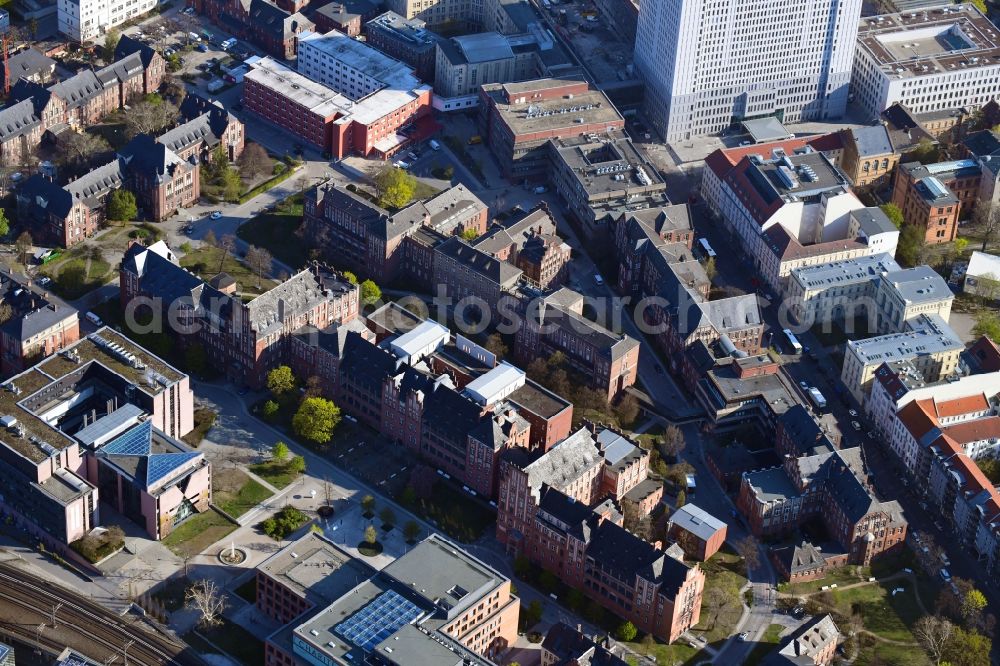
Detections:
0,98,43,141
2,48,56,83
435,236,523,285
119,134,191,183
114,34,159,69
250,0,315,40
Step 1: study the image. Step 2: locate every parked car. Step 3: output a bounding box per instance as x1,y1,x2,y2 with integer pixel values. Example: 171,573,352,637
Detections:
851,421,862,431
210,211,223,220
36,276,51,286
533,185,548,194
594,274,604,286
940,569,951,582
849,409,858,417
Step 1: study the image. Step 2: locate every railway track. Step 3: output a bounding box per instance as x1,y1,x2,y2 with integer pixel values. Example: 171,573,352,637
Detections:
0,562,199,666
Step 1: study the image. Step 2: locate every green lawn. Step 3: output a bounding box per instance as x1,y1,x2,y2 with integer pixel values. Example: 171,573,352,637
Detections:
778,565,870,595
745,624,784,666
249,459,302,489
39,249,114,301
214,468,273,518
816,582,930,666
236,205,308,271
625,640,700,666
88,122,129,151
412,180,441,201
690,549,749,645
179,246,276,298
162,509,237,558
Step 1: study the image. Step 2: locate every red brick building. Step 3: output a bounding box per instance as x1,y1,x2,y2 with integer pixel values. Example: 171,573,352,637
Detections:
890,160,974,244
473,206,572,289
242,47,432,159
497,453,703,645
0,271,80,377
513,288,640,402
0,36,163,167
666,504,728,562
120,242,359,388
193,0,314,60
302,180,488,284
738,447,907,568
479,77,625,181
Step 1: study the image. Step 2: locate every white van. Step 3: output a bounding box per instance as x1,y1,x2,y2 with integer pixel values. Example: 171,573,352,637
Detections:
86,312,104,327
429,139,441,151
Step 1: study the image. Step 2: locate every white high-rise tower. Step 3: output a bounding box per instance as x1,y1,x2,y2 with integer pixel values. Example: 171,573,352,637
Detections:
635,0,862,142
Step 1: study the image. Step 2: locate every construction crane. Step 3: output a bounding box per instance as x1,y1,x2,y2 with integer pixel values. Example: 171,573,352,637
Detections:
2,30,11,95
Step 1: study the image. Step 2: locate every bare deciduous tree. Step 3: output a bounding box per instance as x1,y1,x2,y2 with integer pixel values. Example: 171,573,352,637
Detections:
913,615,953,665
973,203,1000,252
736,535,761,572
661,424,686,458
246,245,272,287
57,131,111,169
239,143,271,179
217,234,236,273
15,232,32,266
701,586,729,630
125,100,179,138
185,579,227,627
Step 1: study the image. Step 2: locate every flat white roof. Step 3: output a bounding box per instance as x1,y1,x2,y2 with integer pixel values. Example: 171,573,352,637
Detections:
246,53,430,126
297,31,432,125
464,362,525,405
389,320,450,359
967,250,1000,279
245,57,352,118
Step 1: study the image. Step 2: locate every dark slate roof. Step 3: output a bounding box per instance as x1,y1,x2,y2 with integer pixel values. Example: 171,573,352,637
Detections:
49,69,105,110
435,236,523,285
119,134,191,183
157,110,227,155
537,485,595,540
114,34,159,68
541,622,629,666
95,52,145,88
121,242,215,309
773,541,826,576
530,300,638,362
777,405,835,457
585,517,690,589
0,98,43,141
2,48,56,83
6,78,52,119
0,272,76,341
963,129,1000,158
250,0,314,40
17,174,74,218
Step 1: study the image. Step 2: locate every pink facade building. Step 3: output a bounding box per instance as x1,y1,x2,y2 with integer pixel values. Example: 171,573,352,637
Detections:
0,328,202,554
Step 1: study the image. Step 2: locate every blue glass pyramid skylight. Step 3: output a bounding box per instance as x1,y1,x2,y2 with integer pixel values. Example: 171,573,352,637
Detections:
101,420,153,456
146,452,201,487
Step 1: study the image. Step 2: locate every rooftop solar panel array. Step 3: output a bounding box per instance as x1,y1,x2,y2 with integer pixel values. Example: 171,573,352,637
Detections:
334,590,423,651
101,420,152,456
146,452,201,487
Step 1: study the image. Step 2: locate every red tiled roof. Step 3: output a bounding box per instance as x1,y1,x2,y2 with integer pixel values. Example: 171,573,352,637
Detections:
941,416,1000,445
934,394,990,419
897,399,939,439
